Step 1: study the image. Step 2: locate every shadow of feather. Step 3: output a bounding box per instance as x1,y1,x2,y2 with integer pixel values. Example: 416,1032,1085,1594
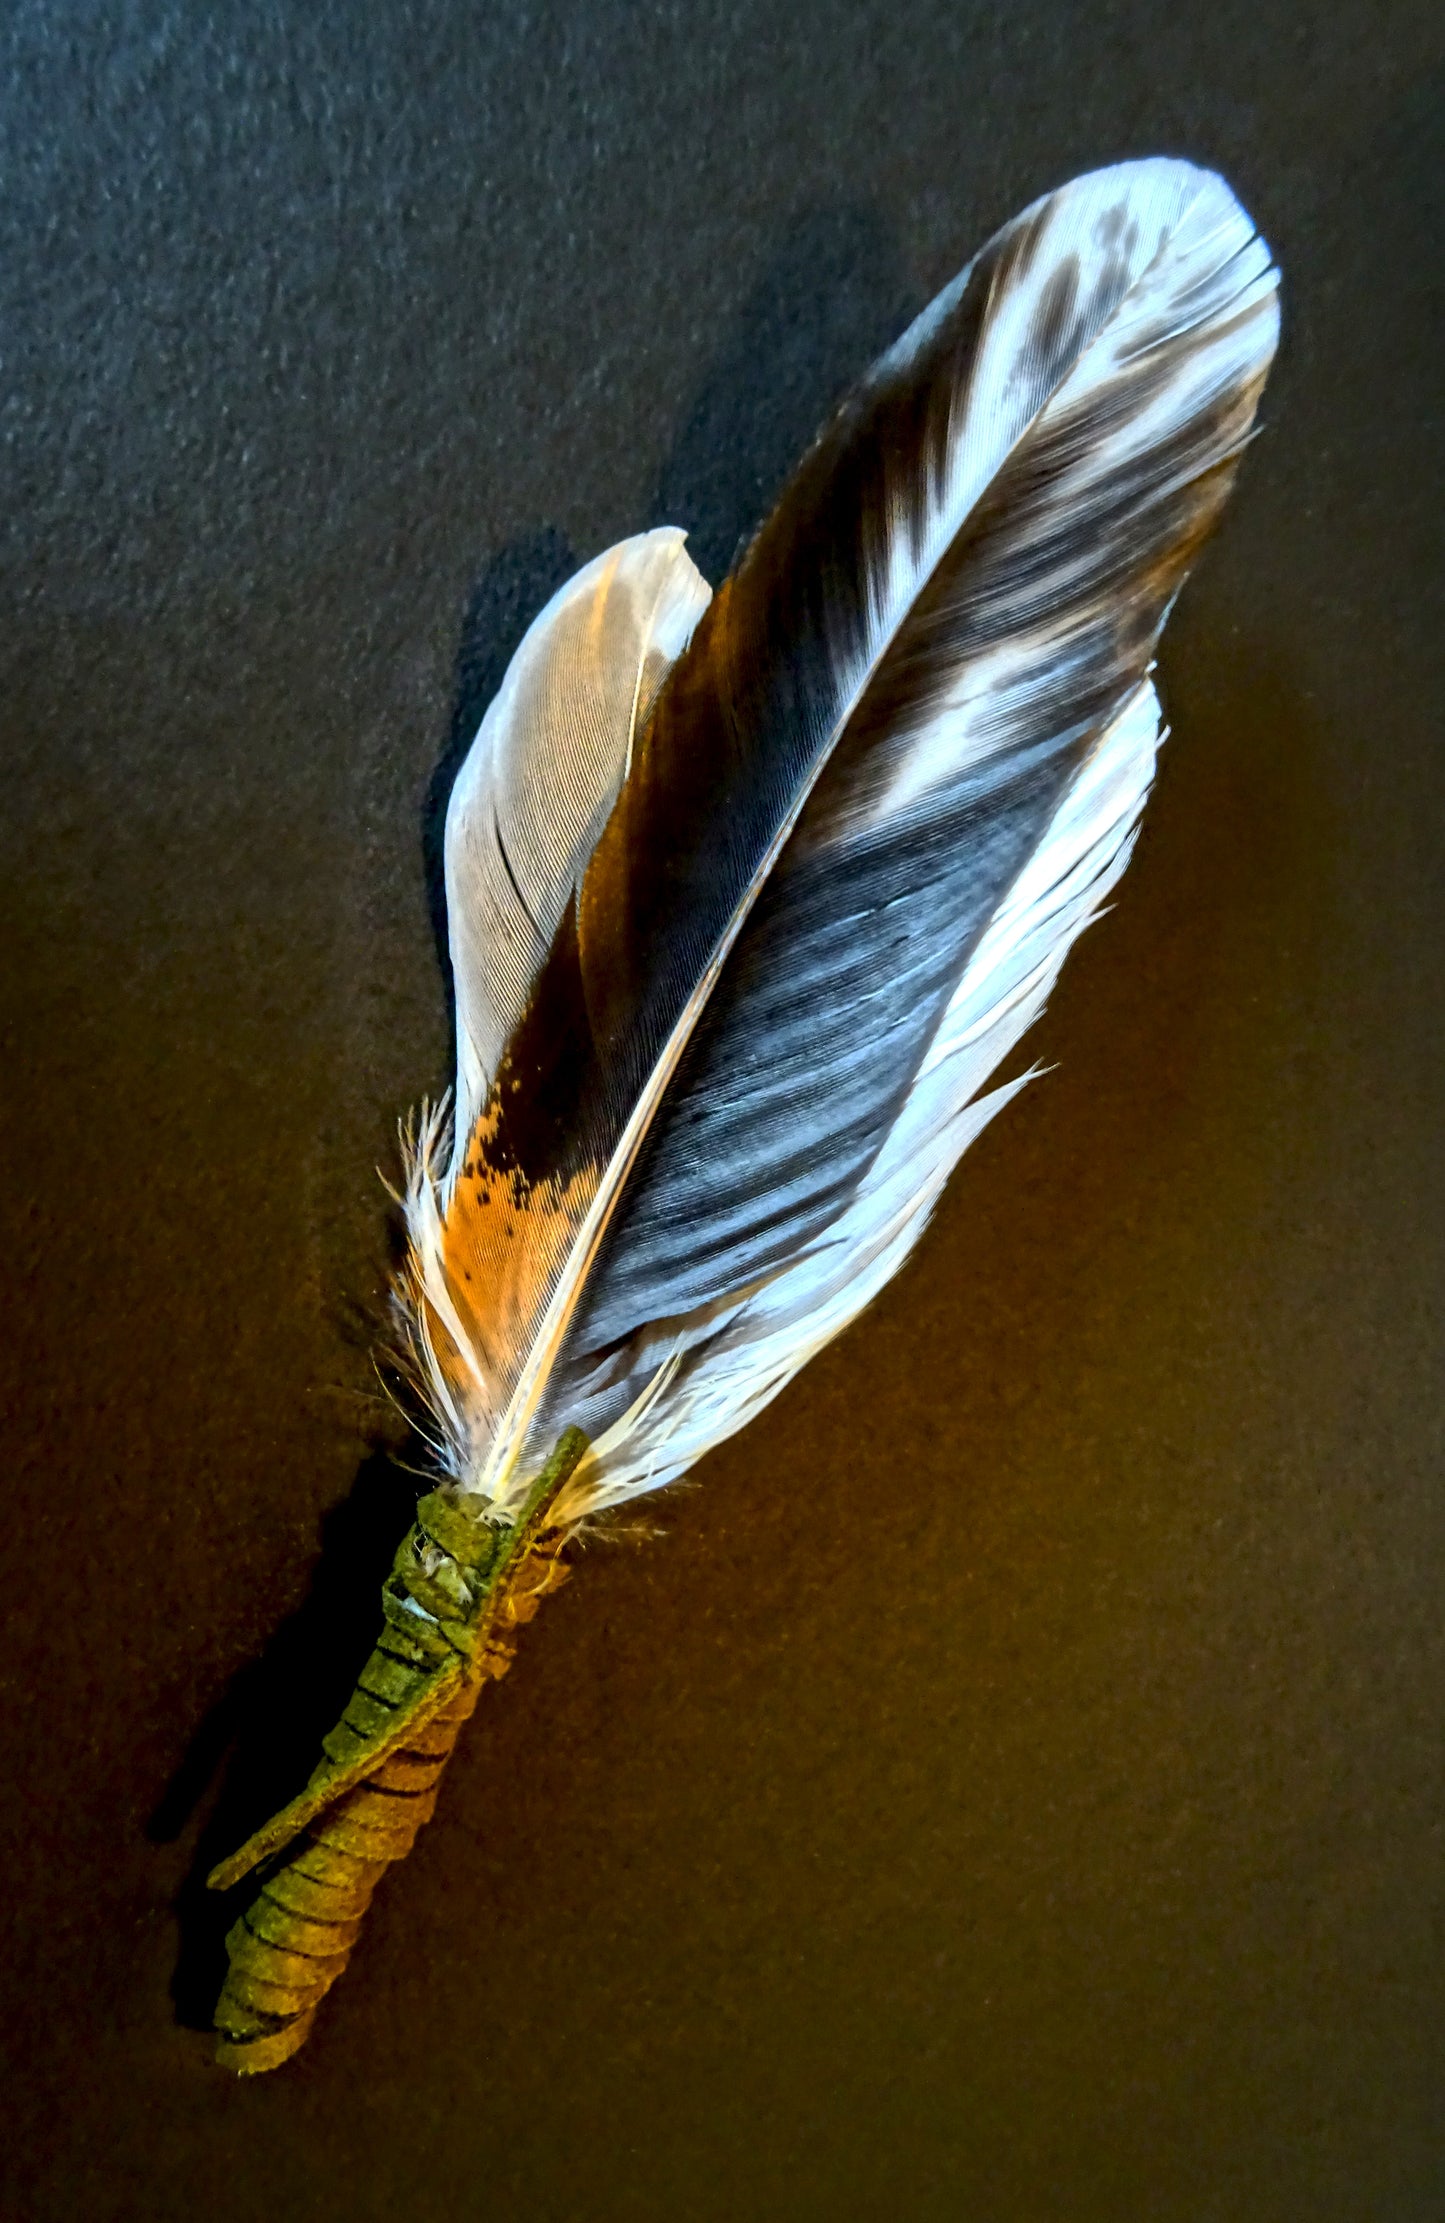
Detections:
650,202,917,582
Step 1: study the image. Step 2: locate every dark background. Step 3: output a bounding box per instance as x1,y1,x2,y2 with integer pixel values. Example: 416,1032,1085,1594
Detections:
2,4,1442,2217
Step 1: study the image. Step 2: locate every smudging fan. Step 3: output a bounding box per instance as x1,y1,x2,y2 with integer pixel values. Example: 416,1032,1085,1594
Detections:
207,157,1279,2069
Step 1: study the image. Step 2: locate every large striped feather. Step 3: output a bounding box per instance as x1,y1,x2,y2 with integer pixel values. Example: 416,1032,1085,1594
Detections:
400,157,1279,1521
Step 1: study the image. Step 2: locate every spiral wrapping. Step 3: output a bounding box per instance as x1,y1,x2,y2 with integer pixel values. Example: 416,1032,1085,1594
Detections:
210,1430,586,2072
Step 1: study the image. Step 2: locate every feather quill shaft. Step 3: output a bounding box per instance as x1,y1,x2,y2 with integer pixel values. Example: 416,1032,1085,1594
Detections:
211,157,1279,2067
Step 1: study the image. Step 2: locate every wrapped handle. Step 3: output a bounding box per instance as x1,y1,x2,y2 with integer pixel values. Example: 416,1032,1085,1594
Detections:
209,1430,587,2072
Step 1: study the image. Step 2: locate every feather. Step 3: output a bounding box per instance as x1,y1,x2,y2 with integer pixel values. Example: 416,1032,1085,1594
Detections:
402,156,1278,1524
213,155,1281,2073
397,530,709,1451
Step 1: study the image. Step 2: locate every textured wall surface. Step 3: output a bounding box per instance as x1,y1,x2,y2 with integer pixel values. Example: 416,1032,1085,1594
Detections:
3,4,1442,2217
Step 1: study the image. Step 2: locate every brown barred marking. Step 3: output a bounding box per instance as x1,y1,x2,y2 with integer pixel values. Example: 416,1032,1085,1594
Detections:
210,1430,586,2073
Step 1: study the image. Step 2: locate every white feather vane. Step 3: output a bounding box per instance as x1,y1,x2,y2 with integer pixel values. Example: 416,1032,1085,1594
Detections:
442,530,711,1168
397,157,1280,1525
